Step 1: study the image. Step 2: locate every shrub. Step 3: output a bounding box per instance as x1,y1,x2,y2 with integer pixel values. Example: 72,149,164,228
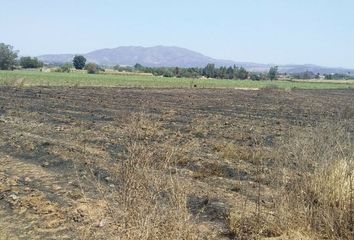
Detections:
85,63,98,74
60,63,72,73
250,73,261,81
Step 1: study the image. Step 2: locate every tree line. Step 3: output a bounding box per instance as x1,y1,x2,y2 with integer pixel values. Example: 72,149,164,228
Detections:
289,70,354,80
0,43,44,69
114,64,280,80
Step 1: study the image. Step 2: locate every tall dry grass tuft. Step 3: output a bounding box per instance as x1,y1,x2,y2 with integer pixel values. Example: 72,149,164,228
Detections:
227,122,354,239
227,142,283,240
110,144,199,239
275,122,354,239
80,113,202,239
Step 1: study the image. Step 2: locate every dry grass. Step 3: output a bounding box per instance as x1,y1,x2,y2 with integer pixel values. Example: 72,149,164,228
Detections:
276,123,354,239
4,112,354,239
2,87,354,239
228,122,354,239
0,78,25,87
228,213,282,240
76,114,203,239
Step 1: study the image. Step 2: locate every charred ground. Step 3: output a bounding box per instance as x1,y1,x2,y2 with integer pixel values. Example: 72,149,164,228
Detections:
1,87,354,239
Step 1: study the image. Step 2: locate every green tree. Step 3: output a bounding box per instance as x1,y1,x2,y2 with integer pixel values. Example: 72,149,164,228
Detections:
235,67,249,80
174,67,181,77
163,69,174,77
324,74,333,80
218,66,227,79
268,66,278,80
226,67,234,79
113,64,120,71
134,63,144,71
0,43,18,70
19,57,43,69
203,63,216,78
73,55,86,70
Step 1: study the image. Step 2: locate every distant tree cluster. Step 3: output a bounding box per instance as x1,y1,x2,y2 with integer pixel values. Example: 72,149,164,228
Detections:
289,71,354,80
1,43,46,70
111,63,282,81
70,55,103,74
324,73,354,80
19,57,43,69
201,64,249,79
249,72,269,81
113,63,260,80
0,43,18,70
290,71,320,80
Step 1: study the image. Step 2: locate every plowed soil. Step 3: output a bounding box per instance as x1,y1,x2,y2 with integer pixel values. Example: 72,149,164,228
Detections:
1,87,354,239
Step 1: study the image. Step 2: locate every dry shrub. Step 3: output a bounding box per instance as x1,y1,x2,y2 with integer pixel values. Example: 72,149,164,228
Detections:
275,122,354,239
215,142,273,164
228,212,282,240
214,143,256,161
123,113,164,142
174,139,199,167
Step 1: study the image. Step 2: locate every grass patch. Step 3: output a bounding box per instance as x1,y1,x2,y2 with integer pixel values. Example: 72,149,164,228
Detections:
1,70,354,89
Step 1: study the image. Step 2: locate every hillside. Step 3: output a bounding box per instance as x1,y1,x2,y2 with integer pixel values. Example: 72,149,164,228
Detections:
38,46,354,74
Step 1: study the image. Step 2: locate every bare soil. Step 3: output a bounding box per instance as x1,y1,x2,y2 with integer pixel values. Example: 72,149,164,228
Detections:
0,87,353,239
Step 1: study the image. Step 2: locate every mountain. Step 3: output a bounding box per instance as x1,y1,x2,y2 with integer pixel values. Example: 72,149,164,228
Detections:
38,46,354,75
38,46,238,68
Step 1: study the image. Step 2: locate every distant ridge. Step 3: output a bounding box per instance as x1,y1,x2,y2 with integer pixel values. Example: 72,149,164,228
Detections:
38,46,354,75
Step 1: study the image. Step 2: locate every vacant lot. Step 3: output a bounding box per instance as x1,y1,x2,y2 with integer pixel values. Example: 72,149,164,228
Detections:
2,70,354,89
1,87,354,239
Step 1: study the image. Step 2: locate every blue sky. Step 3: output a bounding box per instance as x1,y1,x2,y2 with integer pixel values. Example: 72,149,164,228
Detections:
1,0,354,68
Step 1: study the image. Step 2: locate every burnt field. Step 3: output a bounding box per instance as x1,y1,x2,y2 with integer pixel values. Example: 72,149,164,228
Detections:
1,87,354,239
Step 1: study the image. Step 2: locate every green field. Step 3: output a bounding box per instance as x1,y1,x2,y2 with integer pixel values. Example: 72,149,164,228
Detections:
1,70,354,89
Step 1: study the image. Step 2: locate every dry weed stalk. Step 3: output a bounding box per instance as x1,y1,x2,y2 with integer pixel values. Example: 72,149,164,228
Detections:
76,114,201,239
275,122,354,239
